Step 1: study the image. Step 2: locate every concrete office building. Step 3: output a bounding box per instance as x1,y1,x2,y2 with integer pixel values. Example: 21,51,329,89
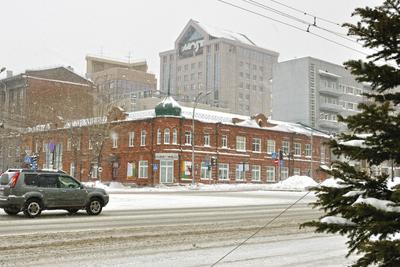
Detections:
159,19,279,116
272,57,371,133
86,55,157,111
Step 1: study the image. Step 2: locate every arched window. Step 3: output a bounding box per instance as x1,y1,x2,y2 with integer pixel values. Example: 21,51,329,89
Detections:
164,128,170,144
141,130,146,146
157,128,162,145
172,128,178,144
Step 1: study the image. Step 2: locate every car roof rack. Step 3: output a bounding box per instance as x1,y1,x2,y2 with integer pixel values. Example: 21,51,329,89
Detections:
10,169,67,174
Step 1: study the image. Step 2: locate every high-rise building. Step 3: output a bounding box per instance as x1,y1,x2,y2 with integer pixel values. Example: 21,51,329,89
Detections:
272,57,371,133
159,19,279,116
86,55,157,111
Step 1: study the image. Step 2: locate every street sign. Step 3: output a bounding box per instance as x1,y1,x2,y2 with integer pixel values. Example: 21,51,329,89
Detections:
271,152,277,159
98,167,103,173
274,158,279,166
24,155,31,164
153,164,158,171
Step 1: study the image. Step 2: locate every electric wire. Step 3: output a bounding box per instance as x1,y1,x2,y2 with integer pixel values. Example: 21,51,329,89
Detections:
216,0,369,56
241,0,360,44
265,0,341,26
211,189,314,266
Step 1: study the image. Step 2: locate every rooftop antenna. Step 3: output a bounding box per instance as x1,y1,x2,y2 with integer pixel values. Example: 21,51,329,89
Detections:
167,76,171,97
127,51,132,63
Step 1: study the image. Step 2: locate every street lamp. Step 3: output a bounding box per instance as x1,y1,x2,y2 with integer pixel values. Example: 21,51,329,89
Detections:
192,91,211,186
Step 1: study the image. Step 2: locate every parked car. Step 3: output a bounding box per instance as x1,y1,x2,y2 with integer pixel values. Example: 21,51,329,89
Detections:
0,169,109,218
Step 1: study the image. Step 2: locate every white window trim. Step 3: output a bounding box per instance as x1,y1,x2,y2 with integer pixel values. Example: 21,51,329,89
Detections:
204,134,210,147
221,135,228,148
294,143,301,157
112,134,118,148
164,129,170,144
128,132,135,147
236,136,246,152
139,160,148,178
252,165,261,181
267,139,275,154
141,130,146,146
218,163,229,181
172,129,178,144
252,138,261,153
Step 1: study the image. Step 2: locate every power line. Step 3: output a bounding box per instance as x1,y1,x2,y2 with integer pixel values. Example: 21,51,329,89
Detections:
216,0,369,56
241,0,360,45
264,0,341,26
211,189,313,266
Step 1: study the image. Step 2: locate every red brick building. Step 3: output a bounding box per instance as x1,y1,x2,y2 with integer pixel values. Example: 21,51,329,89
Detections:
0,66,96,172
21,97,331,185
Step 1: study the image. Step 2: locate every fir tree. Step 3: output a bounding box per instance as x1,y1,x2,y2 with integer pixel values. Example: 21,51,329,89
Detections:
301,1,400,266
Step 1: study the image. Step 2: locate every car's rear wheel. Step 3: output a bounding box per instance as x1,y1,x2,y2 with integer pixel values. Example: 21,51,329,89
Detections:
23,199,42,218
86,198,103,215
4,207,20,215
67,209,79,214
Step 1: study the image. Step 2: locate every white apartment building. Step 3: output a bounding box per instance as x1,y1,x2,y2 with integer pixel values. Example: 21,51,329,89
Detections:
159,19,279,116
272,57,371,134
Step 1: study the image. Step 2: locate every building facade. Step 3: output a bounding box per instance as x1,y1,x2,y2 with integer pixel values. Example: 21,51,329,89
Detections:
0,66,95,172
20,97,331,184
86,55,157,111
272,57,371,133
159,19,279,116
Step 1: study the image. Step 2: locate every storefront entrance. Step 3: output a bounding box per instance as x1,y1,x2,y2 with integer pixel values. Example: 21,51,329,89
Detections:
159,160,174,184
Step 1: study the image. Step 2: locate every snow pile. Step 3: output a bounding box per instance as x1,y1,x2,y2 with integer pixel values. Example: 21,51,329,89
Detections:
108,182,127,189
82,175,320,193
83,180,108,190
353,197,400,213
320,177,346,188
371,232,400,241
343,190,364,197
271,176,318,190
321,216,355,226
387,177,400,190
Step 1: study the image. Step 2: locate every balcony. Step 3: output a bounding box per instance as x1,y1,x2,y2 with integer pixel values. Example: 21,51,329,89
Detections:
319,102,343,112
319,86,342,96
318,120,340,130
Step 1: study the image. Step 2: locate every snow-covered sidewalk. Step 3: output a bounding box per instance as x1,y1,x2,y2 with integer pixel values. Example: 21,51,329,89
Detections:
85,175,320,194
104,190,316,211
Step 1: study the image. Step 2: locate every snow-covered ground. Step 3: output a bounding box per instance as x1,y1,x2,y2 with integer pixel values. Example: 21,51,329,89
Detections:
85,175,319,212
103,191,315,211
84,175,319,194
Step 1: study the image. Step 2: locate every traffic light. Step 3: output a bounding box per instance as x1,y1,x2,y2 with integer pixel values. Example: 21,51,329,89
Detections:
211,157,217,166
279,150,284,160
30,153,39,170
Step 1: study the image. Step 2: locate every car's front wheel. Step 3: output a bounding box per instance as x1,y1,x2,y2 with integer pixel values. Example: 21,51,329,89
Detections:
86,198,103,216
23,199,42,218
4,207,20,215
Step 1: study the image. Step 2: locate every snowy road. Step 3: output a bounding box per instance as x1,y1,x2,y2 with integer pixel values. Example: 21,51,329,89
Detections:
0,191,357,266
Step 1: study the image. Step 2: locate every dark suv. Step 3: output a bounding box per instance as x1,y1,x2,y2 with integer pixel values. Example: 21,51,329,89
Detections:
0,169,109,218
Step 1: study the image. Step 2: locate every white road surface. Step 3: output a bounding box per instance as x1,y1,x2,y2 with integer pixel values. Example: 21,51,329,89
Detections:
0,191,357,266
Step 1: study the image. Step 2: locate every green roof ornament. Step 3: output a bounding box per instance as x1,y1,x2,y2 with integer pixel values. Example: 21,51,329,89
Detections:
155,96,182,116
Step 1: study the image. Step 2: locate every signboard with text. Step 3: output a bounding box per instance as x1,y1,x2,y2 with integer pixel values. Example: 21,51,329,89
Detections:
155,153,179,160
178,26,204,58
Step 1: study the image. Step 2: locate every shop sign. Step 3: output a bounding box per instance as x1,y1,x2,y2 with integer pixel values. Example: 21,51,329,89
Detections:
155,153,179,160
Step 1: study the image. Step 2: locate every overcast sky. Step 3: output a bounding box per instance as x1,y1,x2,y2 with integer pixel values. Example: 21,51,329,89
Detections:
1,0,381,80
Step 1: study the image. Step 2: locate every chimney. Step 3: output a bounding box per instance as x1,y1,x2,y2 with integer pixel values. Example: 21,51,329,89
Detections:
6,70,12,78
